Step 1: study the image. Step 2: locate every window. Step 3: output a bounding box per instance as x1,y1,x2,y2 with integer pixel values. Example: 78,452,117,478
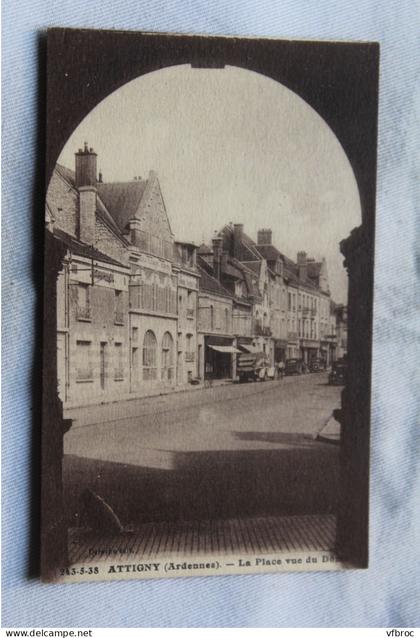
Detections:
143,330,157,380
129,274,142,309
132,346,139,374
76,284,91,320
187,291,195,318
288,292,292,311
225,307,230,332
114,342,124,380
76,340,93,381
132,326,138,342
114,290,124,324
161,332,174,381
185,333,194,362
210,305,214,330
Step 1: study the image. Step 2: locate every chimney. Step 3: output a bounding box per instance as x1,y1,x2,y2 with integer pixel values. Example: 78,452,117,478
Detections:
257,228,272,245
75,143,97,245
297,251,307,280
75,142,97,187
212,236,223,280
233,223,243,259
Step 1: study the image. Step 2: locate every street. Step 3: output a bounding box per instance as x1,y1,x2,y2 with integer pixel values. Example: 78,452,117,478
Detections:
64,372,342,527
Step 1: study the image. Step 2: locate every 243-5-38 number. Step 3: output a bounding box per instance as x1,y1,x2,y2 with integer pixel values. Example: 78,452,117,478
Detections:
60,566,99,576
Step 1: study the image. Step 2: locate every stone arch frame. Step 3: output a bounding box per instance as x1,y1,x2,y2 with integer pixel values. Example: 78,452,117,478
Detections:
43,30,379,575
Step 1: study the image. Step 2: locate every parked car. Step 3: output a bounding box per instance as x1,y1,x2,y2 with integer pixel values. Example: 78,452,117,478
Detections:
237,351,270,382
309,358,323,372
328,360,347,385
285,358,303,375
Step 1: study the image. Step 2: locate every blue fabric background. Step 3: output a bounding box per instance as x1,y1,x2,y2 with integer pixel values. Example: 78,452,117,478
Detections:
2,0,420,628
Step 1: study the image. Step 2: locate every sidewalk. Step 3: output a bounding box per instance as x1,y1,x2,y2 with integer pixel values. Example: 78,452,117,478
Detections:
63,377,232,413
316,415,341,444
65,377,234,427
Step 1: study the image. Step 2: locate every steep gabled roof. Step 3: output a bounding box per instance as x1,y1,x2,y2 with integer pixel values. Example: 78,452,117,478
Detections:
255,241,322,292
256,244,282,264
56,163,77,187
197,258,233,299
241,260,261,275
218,225,264,262
241,232,264,260
97,180,148,233
54,164,125,240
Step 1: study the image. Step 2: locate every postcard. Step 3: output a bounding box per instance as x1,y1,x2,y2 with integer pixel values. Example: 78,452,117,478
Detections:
41,28,379,582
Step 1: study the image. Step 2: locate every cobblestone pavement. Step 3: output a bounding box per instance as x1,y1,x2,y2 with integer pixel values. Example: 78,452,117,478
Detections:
69,514,337,564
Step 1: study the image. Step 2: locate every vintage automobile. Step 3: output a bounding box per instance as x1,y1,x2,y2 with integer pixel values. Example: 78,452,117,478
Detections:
309,358,323,372
285,358,303,375
328,360,347,385
237,351,270,382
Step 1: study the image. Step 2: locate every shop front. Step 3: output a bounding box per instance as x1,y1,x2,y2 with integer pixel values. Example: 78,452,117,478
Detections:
274,339,288,363
287,332,299,359
320,343,329,367
300,338,320,365
321,335,338,365
204,335,240,380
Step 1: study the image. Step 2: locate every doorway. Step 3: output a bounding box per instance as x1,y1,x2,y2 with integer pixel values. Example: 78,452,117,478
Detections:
100,342,107,390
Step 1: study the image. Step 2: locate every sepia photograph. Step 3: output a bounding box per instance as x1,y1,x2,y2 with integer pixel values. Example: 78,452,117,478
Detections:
41,29,379,582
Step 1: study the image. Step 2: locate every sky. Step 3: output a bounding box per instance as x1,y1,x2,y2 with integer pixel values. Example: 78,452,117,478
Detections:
58,64,361,303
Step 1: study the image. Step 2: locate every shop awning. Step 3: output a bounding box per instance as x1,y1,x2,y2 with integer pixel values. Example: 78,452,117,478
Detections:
239,344,259,353
208,345,242,354
274,339,288,348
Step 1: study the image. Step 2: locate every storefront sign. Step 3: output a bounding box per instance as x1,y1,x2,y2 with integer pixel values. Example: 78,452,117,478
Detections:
93,268,114,283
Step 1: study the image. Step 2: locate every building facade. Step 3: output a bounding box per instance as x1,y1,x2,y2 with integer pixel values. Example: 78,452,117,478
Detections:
47,144,347,408
196,254,236,381
174,241,200,385
47,144,200,407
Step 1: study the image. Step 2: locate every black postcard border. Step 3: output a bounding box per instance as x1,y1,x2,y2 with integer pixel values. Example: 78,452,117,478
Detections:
40,28,379,579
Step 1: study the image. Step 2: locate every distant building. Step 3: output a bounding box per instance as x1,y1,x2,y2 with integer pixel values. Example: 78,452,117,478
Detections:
196,253,235,381
255,229,289,363
215,224,273,361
